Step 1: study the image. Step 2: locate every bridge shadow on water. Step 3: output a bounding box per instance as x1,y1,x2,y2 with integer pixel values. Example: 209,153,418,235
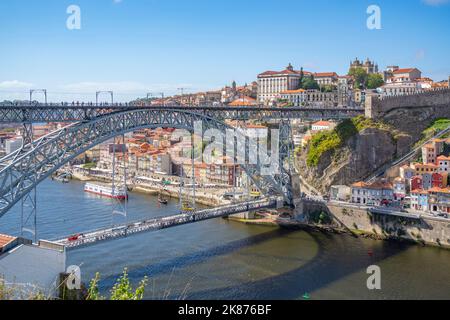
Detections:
99,227,412,300
184,230,411,300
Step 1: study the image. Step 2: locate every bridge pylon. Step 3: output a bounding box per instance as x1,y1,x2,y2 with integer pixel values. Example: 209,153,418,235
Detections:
20,122,37,243
277,119,295,206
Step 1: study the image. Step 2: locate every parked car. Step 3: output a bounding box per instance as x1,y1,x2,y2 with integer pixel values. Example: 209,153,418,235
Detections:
437,212,449,218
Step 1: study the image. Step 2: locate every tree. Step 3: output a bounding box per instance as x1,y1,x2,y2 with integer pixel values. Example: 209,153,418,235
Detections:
348,67,368,89
299,67,305,84
367,73,384,89
321,84,336,93
301,76,319,90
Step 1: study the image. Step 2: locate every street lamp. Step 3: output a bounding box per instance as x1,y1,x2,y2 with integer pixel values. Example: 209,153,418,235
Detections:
177,88,186,106
160,92,165,107
96,91,114,105
30,89,47,104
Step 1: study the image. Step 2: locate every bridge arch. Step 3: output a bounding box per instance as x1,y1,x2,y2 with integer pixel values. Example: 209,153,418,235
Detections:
0,108,292,218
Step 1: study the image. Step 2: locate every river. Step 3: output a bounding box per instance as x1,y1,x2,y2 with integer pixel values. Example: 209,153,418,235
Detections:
0,179,449,300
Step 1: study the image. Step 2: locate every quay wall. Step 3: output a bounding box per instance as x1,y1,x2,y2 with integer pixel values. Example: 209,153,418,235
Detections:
296,201,450,249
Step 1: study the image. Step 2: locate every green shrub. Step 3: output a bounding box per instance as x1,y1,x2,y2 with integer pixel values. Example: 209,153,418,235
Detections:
415,118,450,147
306,116,395,167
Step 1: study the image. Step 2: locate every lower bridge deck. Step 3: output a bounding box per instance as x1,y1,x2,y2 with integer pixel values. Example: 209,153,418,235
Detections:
54,198,280,250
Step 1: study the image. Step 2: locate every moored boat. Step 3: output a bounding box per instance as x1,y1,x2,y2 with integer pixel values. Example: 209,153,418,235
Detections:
158,195,169,205
84,182,128,200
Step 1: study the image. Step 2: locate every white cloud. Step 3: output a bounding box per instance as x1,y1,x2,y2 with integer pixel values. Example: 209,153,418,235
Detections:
113,0,122,3
0,80,34,89
422,0,450,6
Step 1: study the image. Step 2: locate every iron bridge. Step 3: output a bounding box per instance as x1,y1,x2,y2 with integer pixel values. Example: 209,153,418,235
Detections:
0,104,364,123
0,103,362,245
54,198,280,250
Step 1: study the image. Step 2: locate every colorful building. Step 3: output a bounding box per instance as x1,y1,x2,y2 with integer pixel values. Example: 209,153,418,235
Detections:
351,180,394,206
410,176,423,191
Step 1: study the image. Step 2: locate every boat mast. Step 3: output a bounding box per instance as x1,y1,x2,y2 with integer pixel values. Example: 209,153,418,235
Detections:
111,136,127,227
179,164,183,208
191,134,196,209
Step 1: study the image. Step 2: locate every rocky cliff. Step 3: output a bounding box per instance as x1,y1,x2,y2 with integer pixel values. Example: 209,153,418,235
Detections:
297,126,411,193
297,104,450,193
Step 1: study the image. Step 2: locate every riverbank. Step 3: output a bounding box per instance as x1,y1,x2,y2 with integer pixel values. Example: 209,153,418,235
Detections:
296,200,450,250
70,171,230,207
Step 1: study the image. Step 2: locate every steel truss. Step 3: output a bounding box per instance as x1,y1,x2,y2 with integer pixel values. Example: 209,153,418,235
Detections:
0,109,295,219
20,123,37,242
0,104,363,123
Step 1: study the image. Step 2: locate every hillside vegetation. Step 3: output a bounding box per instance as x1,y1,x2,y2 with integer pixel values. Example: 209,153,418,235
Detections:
414,118,450,147
306,116,395,167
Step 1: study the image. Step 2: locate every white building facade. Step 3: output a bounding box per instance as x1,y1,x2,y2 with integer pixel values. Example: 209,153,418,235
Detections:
257,64,310,105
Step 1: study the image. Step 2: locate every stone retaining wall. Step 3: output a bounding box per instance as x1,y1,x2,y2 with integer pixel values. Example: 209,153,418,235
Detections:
296,201,450,249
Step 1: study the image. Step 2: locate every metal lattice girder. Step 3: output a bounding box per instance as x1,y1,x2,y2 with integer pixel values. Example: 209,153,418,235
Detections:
0,109,297,218
0,104,363,124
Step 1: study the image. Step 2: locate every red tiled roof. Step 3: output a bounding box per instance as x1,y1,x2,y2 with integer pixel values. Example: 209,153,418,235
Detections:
427,187,450,194
0,234,16,250
411,189,428,195
393,68,417,74
351,180,392,190
258,68,312,77
437,155,450,161
228,96,257,106
312,121,333,127
281,89,306,94
314,72,338,78
352,181,367,188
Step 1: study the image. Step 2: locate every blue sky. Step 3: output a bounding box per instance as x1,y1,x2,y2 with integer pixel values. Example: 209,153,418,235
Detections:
0,0,449,102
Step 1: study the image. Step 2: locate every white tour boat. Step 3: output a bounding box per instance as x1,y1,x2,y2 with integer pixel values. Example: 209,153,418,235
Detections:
84,182,128,200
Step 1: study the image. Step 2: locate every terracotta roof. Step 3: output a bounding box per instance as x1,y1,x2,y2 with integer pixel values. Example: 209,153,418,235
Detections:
280,89,306,94
393,68,417,74
413,163,438,169
352,181,367,188
228,96,257,106
258,68,312,77
314,72,338,78
427,187,450,194
352,180,392,190
411,189,429,195
369,181,393,190
312,121,333,127
0,234,16,250
437,155,450,161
